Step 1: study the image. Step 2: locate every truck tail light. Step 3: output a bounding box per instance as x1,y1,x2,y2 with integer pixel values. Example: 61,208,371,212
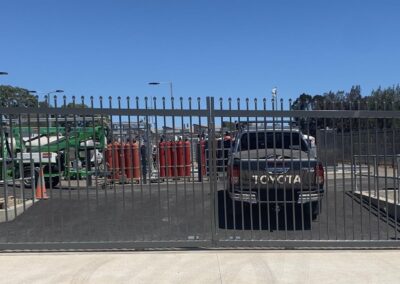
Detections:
315,163,324,185
228,165,240,185
42,152,52,159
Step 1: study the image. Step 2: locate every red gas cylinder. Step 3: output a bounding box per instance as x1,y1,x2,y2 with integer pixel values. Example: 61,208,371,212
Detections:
124,142,140,181
124,143,133,178
166,141,175,177
176,140,184,177
132,142,140,180
184,140,191,176
159,141,166,177
106,142,121,180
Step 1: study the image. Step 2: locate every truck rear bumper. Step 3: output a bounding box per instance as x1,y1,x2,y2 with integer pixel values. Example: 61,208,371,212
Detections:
228,188,324,205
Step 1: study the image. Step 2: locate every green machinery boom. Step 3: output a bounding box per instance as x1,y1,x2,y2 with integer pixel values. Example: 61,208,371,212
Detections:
2,124,108,187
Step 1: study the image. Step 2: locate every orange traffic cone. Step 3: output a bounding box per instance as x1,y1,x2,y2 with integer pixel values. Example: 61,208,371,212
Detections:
35,167,49,200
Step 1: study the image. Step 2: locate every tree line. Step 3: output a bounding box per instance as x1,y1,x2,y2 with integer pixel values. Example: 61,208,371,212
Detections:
291,85,400,136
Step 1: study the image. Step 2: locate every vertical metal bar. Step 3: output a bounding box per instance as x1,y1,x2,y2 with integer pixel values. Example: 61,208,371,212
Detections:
365,100,372,240
7,113,18,220
26,113,34,202
374,100,380,239
254,98,262,235
272,98,280,236
349,101,355,240
382,101,389,240
305,104,312,240
296,102,304,239
126,97,135,240
143,97,157,239
99,96,108,203
61,96,71,199
145,96,155,240
81,96,90,200
357,101,364,240
179,97,189,238
90,96,99,205
152,97,162,241
237,98,245,238
207,96,218,245
263,99,272,234
280,99,288,239
288,100,296,238
391,102,398,240
245,98,254,238
228,97,238,237
17,113,26,212
54,96,63,202
219,98,228,238
44,96,53,200
108,96,117,200
162,97,171,239
117,97,126,211
314,99,321,240
188,98,197,239
35,96,47,237
170,97,181,239
323,100,329,240
340,102,346,240
332,112,337,240
0,113,9,226
197,97,206,239
71,96,81,196
135,97,145,241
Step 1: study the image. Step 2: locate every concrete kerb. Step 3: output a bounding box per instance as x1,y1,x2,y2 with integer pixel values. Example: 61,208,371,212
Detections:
353,190,400,222
0,198,36,223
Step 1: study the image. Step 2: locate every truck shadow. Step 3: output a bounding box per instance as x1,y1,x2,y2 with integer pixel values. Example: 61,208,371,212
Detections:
217,191,312,231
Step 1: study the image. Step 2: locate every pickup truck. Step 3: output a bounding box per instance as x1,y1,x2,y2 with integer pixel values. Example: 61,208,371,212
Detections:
226,126,324,222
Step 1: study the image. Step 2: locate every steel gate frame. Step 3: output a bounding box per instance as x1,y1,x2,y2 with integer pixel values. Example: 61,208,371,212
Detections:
1,96,400,250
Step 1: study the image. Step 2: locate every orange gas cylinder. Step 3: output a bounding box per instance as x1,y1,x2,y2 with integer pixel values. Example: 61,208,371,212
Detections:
184,140,191,176
176,140,184,177
159,141,166,177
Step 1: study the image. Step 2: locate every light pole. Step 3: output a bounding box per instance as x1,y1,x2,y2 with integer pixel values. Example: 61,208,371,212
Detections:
43,89,64,106
148,81,173,100
271,87,277,110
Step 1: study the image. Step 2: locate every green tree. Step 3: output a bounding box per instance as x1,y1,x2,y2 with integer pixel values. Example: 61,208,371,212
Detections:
0,85,38,107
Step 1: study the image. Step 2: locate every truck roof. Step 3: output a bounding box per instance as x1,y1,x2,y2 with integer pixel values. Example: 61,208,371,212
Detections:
238,126,302,133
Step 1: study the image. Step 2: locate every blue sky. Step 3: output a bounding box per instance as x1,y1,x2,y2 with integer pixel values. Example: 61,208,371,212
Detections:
1,0,400,109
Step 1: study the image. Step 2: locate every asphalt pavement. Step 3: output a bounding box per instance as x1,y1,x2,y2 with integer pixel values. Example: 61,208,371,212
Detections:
0,176,399,246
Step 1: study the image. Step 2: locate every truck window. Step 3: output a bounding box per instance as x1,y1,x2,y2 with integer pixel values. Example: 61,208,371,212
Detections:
239,132,309,152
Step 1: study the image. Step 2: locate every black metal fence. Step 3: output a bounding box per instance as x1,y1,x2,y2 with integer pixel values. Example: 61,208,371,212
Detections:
0,96,399,250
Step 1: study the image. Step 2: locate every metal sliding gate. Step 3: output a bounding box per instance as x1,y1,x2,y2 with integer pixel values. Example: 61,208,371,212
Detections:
0,96,400,250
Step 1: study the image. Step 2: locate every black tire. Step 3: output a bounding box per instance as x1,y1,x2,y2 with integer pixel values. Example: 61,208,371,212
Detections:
311,201,321,221
45,175,60,188
44,165,60,188
23,165,60,188
23,166,38,188
300,202,320,222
